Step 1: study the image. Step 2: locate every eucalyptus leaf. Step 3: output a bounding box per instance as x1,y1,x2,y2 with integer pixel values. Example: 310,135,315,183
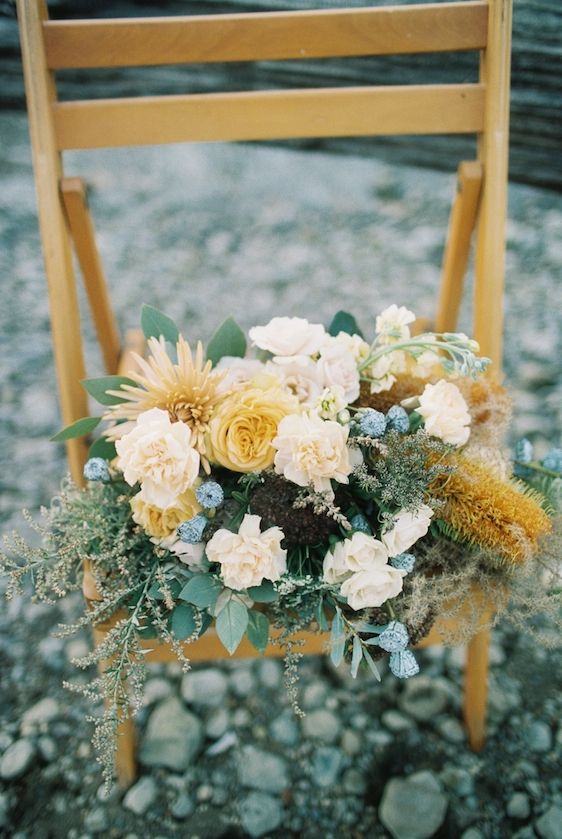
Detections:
141,303,179,344
206,316,247,366
246,610,269,653
170,603,197,640
330,611,346,668
328,310,364,338
81,375,137,406
247,581,278,603
351,635,363,679
179,574,222,609
363,650,382,682
88,436,117,461
216,599,249,655
317,598,329,632
51,416,101,442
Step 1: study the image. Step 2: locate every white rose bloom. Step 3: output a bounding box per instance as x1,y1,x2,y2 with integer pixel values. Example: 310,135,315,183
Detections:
382,504,434,557
315,385,347,420
272,411,354,496
267,355,324,405
116,408,200,508
323,532,389,584
375,304,416,344
169,540,206,569
249,316,327,357
417,379,471,446
331,331,371,364
340,565,407,610
214,356,266,394
318,340,360,403
206,514,287,591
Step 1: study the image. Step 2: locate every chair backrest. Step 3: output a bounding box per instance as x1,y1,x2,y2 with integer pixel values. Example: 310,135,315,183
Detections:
17,0,512,481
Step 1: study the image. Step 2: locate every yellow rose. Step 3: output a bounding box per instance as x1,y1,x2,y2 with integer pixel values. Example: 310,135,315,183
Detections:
208,379,299,473
130,486,202,542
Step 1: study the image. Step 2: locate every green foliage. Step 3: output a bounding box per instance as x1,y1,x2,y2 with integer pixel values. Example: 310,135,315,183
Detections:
141,303,179,344
206,316,247,366
170,603,198,640
247,580,278,602
179,574,222,609
246,610,270,652
81,376,137,406
330,609,346,667
216,599,249,654
51,416,101,442
328,310,364,338
88,436,117,460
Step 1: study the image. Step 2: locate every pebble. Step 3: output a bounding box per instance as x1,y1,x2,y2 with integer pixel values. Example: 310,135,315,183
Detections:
83,808,108,834
123,776,158,816
342,730,362,756
398,676,449,721
205,708,230,740
461,829,485,839
343,768,367,795
302,709,341,743
256,659,282,689
238,745,288,793
139,696,203,771
382,710,414,732
535,805,562,839
441,767,474,797
143,677,173,706
181,669,229,707
170,792,194,820
37,736,57,763
270,709,299,746
233,708,251,728
311,747,344,788
525,721,553,753
507,792,531,820
196,783,213,802
21,697,60,730
379,771,448,839
229,667,255,698
0,739,35,780
438,717,466,743
206,731,238,757
240,791,283,838
302,682,328,709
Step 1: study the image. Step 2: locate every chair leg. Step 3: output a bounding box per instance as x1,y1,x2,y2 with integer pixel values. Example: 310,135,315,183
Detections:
463,624,491,751
114,712,138,789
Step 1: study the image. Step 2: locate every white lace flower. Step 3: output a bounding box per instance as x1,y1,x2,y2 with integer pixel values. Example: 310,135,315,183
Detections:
315,385,347,420
375,304,416,344
249,316,327,357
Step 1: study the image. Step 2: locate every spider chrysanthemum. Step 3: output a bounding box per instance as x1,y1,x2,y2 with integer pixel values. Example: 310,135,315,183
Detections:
104,336,224,467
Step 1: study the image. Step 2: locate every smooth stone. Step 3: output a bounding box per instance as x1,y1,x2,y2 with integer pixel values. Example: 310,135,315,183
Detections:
302,709,341,744
205,708,230,740
206,731,238,757
0,739,35,780
21,697,60,728
229,667,255,698
83,808,108,834
233,708,251,728
379,771,448,839
0,792,8,829
65,638,90,663
398,676,449,722
343,768,368,795
302,682,328,709
171,793,194,820
440,767,474,797
139,697,203,771
525,721,552,753
535,805,562,839
37,736,57,763
256,659,282,689
312,747,344,788
238,745,288,793
382,710,414,732
507,793,531,820
461,830,485,839
270,709,299,746
181,668,229,707
342,730,362,756
240,791,283,838
143,677,173,706
123,776,157,816
438,717,466,743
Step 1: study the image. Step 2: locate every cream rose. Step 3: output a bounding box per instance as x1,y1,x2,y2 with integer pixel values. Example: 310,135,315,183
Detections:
206,514,287,590
375,304,416,343
116,407,200,508
318,340,360,404
340,565,407,610
272,411,354,496
381,504,434,557
267,355,324,405
323,532,389,583
249,316,327,357
130,486,202,543
214,356,266,394
417,379,471,446
169,540,206,569
208,381,298,473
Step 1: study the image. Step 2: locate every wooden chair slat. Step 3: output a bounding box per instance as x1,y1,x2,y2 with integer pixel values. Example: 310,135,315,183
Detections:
43,2,488,70
53,84,485,151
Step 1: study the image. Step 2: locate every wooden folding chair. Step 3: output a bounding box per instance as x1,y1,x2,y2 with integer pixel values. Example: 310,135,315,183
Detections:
17,0,512,787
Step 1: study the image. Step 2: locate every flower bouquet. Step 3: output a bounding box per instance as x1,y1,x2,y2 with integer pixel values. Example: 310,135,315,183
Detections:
2,304,560,784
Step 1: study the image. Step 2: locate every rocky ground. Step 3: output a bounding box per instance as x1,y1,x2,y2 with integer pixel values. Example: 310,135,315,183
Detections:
0,109,561,838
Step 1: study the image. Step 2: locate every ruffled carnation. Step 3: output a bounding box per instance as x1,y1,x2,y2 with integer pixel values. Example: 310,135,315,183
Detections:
249,316,327,357
318,340,360,404
417,379,471,446
206,514,287,590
